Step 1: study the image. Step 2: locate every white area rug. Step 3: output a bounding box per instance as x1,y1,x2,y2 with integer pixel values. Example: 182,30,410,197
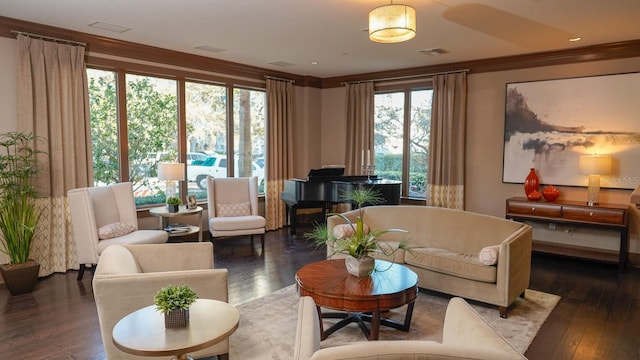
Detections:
229,285,560,359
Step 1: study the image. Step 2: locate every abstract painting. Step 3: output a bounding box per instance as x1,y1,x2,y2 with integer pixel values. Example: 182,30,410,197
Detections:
503,72,640,190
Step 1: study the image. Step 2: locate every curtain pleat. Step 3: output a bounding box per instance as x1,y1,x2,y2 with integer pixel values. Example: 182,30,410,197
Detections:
427,72,467,209
344,82,375,175
16,35,93,276
265,79,294,230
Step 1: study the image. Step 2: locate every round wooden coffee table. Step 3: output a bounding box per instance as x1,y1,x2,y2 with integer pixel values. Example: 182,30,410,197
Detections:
112,299,239,360
295,258,418,341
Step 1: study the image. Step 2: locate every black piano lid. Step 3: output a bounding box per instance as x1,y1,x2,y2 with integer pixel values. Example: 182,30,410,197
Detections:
307,167,345,178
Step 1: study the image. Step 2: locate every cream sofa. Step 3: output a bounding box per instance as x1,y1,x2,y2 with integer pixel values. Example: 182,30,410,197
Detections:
327,205,532,317
92,242,229,360
294,296,527,360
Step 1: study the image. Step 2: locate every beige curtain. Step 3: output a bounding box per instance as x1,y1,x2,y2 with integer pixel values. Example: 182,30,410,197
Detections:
344,82,375,175
426,72,467,209
265,78,294,230
16,35,93,276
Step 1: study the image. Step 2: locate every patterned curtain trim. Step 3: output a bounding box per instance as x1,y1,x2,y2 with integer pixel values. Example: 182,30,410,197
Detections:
425,184,465,210
31,197,78,276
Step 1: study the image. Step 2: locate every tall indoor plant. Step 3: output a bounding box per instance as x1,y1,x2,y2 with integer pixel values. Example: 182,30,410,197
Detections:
0,132,45,295
305,187,409,277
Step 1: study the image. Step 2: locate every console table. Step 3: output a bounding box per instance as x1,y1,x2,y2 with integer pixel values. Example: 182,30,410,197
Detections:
506,197,629,272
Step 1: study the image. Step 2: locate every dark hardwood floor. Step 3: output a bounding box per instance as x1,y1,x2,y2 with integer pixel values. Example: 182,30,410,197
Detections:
1,225,638,359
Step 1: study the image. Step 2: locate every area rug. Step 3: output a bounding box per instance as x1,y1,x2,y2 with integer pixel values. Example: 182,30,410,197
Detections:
229,284,560,359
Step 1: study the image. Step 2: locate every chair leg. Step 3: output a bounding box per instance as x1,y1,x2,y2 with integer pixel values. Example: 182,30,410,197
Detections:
77,264,86,281
217,353,229,360
261,233,265,253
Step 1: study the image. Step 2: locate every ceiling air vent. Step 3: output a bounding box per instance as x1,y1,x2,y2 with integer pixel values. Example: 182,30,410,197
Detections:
417,48,448,56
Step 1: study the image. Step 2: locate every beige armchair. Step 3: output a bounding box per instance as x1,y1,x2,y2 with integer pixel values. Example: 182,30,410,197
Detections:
294,296,527,360
92,242,229,360
68,182,168,280
207,176,266,252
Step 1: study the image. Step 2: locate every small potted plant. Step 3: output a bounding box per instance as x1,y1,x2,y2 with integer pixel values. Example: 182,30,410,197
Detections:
166,196,182,213
305,187,409,277
154,284,198,328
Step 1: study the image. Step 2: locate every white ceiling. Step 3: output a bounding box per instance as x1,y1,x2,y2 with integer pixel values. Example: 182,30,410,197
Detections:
1,0,639,78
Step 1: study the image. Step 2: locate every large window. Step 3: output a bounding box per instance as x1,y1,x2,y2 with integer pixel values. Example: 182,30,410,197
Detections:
87,67,266,206
374,88,433,198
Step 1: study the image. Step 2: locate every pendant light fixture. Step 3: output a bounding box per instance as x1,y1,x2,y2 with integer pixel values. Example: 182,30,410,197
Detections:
369,1,417,43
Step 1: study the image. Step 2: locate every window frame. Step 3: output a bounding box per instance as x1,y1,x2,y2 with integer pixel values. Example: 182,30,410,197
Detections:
374,80,433,199
86,57,267,207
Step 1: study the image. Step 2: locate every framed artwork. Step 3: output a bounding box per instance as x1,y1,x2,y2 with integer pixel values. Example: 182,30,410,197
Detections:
187,195,197,209
502,72,640,190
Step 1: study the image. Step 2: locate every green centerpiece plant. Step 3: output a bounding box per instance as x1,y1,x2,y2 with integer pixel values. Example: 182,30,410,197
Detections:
166,196,182,213
0,132,45,295
154,284,198,328
305,187,409,277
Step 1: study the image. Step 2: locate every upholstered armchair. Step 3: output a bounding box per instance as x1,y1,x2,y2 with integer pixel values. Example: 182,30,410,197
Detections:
294,296,527,360
92,242,229,360
67,182,168,280
206,176,266,252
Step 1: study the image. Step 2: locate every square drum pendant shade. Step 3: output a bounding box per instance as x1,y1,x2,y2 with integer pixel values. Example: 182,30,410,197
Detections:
369,3,417,43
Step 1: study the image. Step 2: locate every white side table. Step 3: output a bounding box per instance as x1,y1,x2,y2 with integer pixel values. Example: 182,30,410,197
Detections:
149,206,204,242
112,299,239,360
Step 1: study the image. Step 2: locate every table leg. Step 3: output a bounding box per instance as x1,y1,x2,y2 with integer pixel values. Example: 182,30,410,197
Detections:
368,311,381,340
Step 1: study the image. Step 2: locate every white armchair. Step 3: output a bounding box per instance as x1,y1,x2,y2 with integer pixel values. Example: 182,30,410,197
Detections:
294,296,527,360
92,242,230,360
207,176,266,252
68,182,168,280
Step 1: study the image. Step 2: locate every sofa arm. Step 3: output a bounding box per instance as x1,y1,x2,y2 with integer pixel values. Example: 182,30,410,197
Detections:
496,224,533,303
294,296,321,360
123,242,215,272
443,297,525,359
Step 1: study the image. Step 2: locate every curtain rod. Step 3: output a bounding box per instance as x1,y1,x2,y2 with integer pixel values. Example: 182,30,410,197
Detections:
11,30,87,47
342,68,469,85
264,75,295,83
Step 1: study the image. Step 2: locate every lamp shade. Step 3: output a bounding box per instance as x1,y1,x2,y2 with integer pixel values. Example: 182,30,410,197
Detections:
157,163,185,181
579,155,611,175
369,4,416,43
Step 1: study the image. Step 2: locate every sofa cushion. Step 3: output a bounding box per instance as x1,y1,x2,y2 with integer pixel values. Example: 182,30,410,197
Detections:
97,222,136,240
478,245,500,265
405,248,497,283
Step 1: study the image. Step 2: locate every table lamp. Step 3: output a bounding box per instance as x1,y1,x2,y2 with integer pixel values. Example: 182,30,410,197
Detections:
157,162,185,201
579,154,611,206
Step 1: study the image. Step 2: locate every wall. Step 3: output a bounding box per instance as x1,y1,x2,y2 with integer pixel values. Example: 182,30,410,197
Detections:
320,57,640,260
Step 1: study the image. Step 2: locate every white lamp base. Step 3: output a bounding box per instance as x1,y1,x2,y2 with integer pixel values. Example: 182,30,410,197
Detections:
586,174,600,206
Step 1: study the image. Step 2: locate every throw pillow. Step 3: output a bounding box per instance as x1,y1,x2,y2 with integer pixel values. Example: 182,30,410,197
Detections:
97,222,136,240
333,223,370,239
478,245,500,265
217,202,251,217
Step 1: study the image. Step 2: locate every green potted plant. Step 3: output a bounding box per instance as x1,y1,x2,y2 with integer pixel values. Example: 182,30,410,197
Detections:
154,284,198,328
166,196,182,213
305,187,409,277
0,132,45,295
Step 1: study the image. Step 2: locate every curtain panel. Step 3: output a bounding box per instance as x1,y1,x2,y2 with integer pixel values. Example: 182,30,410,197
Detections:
16,35,93,276
265,79,294,230
344,82,375,175
427,72,468,209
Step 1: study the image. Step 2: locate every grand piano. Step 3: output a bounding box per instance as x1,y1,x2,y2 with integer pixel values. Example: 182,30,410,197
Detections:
280,167,401,235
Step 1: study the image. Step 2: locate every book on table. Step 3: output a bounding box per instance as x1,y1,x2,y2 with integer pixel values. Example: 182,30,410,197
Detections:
164,223,192,233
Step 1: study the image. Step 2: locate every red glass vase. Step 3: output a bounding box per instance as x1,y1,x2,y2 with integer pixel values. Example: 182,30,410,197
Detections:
542,185,560,202
524,168,539,195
